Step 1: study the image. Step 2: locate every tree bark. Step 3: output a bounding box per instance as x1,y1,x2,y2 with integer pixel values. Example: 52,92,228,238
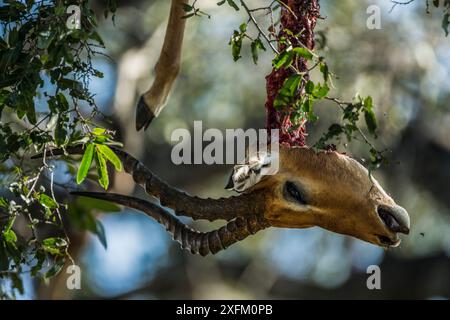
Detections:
265,0,320,147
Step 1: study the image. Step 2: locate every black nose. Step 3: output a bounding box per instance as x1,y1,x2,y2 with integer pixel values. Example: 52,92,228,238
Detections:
377,205,410,235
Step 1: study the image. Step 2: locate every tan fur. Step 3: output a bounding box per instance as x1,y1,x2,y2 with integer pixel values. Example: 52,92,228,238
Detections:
142,0,188,117
257,146,406,247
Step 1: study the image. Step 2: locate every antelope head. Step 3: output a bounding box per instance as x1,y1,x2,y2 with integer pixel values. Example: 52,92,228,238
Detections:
246,147,410,248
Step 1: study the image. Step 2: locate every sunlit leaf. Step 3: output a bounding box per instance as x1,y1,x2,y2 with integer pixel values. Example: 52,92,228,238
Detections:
3,229,17,245
293,47,313,60
92,127,106,136
95,151,109,190
38,193,58,209
273,51,294,69
96,144,123,171
42,237,67,256
76,143,94,184
313,83,329,99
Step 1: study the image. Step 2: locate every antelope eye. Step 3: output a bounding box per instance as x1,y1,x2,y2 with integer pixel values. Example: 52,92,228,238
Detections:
284,181,307,205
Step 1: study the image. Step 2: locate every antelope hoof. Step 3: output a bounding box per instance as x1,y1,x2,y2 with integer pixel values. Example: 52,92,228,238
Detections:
135,96,155,132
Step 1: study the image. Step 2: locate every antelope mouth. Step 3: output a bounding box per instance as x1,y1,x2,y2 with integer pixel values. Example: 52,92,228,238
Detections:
376,234,401,247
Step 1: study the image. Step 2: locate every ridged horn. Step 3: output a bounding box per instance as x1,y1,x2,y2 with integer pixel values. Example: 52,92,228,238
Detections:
71,191,270,256
32,146,267,222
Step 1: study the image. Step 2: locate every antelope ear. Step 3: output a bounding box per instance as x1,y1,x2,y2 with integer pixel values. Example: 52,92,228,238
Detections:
226,146,279,193
226,161,271,193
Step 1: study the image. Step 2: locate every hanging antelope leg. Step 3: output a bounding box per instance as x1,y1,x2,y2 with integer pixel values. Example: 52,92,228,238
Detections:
136,0,189,131
71,192,270,256
32,146,266,222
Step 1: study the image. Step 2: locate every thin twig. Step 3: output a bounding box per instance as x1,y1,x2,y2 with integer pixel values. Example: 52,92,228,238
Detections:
389,0,415,13
241,0,279,54
325,97,378,150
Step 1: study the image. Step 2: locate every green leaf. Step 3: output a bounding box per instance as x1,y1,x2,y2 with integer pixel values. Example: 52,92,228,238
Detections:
94,135,108,143
251,38,266,64
3,229,17,245
56,93,69,111
302,98,318,122
26,102,37,124
182,4,193,12
41,238,54,247
96,144,123,171
42,237,63,247
305,80,315,94
95,151,109,190
313,83,329,99
55,114,68,146
227,0,239,11
292,47,313,60
59,78,83,91
273,51,294,69
8,28,19,46
76,143,95,184
230,30,243,61
251,42,259,64
274,75,303,109
45,258,65,278
284,74,303,96
4,214,15,234
442,13,449,36
0,197,8,208
0,241,9,271
364,96,373,110
92,127,106,136
320,62,330,82
42,237,68,256
38,194,58,209
328,123,344,136
42,237,67,256
364,109,378,135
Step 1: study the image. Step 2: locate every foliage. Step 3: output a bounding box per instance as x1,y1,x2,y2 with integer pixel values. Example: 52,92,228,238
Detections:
0,0,119,298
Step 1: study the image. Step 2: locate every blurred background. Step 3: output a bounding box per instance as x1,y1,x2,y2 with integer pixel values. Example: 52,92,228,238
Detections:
29,0,450,299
